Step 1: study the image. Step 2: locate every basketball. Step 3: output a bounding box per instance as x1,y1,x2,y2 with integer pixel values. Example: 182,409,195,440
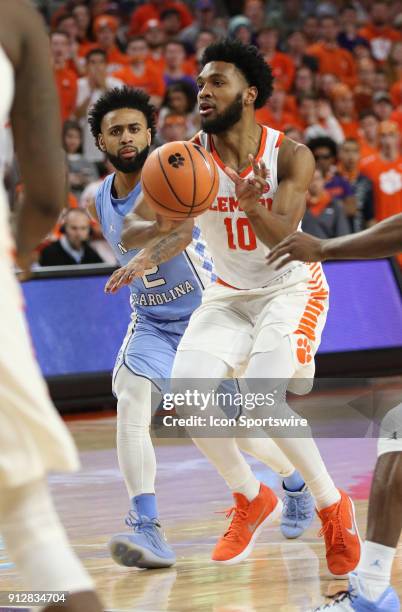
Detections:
141,141,219,219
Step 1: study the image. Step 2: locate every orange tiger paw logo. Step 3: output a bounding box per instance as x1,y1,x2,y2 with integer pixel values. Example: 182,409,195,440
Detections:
296,337,312,364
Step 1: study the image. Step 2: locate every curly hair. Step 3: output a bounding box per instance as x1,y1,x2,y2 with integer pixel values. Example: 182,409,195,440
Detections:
88,86,157,144
200,39,273,109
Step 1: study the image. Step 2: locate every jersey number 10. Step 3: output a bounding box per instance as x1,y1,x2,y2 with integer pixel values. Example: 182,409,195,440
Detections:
223,217,257,251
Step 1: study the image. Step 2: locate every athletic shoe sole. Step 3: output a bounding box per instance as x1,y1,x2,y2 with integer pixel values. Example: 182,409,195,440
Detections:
212,498,284,565
109,536,176,569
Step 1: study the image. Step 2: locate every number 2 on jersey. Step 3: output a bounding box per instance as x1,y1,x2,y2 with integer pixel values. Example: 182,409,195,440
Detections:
223,217,257,251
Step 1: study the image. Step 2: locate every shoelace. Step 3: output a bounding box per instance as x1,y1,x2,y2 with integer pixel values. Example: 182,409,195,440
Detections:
125,510,164,549
318,503,346,553
216,505,249,541
319,588,356,609
283,493,310,522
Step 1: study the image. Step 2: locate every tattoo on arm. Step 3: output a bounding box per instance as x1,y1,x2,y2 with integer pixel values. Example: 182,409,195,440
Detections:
147,231,185,265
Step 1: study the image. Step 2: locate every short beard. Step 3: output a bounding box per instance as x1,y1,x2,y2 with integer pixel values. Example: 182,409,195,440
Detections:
106,145,150,173
201,93,243,134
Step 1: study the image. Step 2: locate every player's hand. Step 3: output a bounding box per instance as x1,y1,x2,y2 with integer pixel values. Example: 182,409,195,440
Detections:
267,232,325,269
104,250,150,293
224,155,269,213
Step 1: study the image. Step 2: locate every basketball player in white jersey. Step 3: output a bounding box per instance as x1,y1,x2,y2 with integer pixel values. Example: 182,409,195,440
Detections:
107,39,361,577
0,3,102,610
268,220,402,611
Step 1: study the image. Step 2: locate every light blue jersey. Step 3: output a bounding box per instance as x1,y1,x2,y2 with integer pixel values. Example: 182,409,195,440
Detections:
96,173,210,326
96,172,216,388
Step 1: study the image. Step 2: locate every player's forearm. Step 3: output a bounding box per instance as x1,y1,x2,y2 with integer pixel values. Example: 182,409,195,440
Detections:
143,227,192,266
14,198,62,255
245,205,295,248
121,215,161,249
321,214,402,260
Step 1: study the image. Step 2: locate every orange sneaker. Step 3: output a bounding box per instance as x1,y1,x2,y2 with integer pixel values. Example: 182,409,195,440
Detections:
317,489,361,578
211,483,282,565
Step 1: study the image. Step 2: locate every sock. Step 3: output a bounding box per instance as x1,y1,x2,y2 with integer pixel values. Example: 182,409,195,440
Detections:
234,474,261,502
356,540,395,601
283,470,305,492
133,493,158,520
308,470,341,510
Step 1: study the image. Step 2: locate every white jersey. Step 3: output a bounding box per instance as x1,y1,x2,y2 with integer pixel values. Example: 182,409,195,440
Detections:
0,44,14,257
194,126,302,290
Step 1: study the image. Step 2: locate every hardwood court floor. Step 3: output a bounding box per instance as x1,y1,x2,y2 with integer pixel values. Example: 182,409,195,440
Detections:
0,410,401,611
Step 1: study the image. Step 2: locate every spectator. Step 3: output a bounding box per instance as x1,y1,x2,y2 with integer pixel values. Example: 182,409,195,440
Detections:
256,86,299,131
360,120,402,222
92,14,127,73
160,8,182,41
302,168,350,239
185,29,218,77
72,3,92,46
50,31,78,122
331,83,359,139
39,209,104,266
56,12,84,76
359,1,400,62
285,30,318,72
179,0,224,47
317,72,339,98
308,136,355,206
338,138,375,232
337,4,369,53
284,125,304,143
358,110,380,161
228,16,253,45
160,80,199,135
63,120,99,200
155,112,189,146
141,19,167,73
163,41,196,89
292,65,316,97
301,96,344,145
244,0,265,34
75,48,123,163
256,26,296,92
113,37,165,108
372,68,389,92
354,57,375,114
129,0,193,37
372,91,394,122
302,15,319,46
268,0,306,38
387,40,402,85
307,16,357,88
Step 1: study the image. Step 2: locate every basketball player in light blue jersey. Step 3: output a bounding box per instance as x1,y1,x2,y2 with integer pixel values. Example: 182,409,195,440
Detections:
87,87,314,570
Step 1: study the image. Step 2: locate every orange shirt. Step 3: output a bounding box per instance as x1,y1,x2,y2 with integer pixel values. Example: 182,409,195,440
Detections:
360,154,402,221
306,42,357,88
307,190,332,217
339,118,360,139
54,66,77,122
358,139,379,165
391,80,402,107
129,2,193,36
358,25,401,61
266,52,295,92
255,107,302,131
390,109,402,133
78,43,128,72
113,62,166,97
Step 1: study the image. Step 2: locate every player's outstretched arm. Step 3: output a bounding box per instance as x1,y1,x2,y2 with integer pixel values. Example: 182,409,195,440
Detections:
6,2,66,264
267,213,402,269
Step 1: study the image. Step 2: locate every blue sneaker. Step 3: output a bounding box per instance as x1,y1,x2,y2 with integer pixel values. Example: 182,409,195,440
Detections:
313,572,400,610
281,484,315,539
109,511,176,569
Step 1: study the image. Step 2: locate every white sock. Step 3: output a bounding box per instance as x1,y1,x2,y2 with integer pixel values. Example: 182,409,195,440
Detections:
307,470,341,510
357,541,395,601
0,479,93,593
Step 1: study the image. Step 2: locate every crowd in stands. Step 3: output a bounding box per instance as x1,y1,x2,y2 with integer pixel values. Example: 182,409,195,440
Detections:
13,0,402,265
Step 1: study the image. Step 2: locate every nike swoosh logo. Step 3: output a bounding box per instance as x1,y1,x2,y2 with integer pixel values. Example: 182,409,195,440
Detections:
248,506,268,533
346,505,357,536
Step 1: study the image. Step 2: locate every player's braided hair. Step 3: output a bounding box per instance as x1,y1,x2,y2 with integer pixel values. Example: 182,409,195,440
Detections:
88,86,157,144
200,39,274,109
